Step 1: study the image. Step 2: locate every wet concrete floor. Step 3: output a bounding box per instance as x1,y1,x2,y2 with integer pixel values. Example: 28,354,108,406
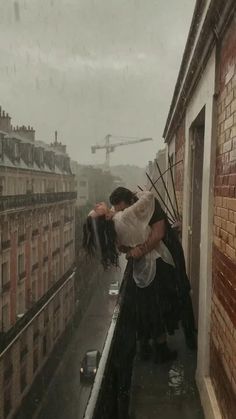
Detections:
130,330,205,419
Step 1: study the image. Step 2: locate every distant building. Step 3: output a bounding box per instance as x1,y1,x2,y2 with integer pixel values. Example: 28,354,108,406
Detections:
71,161,89,207
0,107,76,419
71,163,118,207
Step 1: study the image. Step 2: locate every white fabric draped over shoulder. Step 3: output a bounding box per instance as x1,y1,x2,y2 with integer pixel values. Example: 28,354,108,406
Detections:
113,191,155,247
113,191,174,288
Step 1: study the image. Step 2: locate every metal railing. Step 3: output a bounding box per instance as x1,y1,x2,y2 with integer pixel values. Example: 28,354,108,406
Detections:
84,261,136,419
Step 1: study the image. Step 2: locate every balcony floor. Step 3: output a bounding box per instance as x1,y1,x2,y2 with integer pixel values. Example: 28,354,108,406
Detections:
129,329,204,419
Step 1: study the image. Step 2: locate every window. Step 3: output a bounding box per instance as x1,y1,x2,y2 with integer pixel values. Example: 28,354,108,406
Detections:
31,273,38,302
43,271,48,292
17,291,25,316
14,142,19,158
0,139,3,158
4,352,13,383
53,295,61,340
56,261,60,280
2,304,9,332
20,333,28,361
79,180,87,187
18,254,25,276
0,176,5,195
42,334,48,357
33,346,39,373
44,307,49,327
33,319,39,342
1,262,9,287
18,218,25,241
43,240,48,257
4,384,12,418
53,311,60,341
20,363,27,393
33,320,39,373
1,221,9,245
32,245,37,265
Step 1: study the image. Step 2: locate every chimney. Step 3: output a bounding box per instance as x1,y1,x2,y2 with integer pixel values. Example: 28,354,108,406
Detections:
12,125,35,141
50,131,67,154
0,108,12,133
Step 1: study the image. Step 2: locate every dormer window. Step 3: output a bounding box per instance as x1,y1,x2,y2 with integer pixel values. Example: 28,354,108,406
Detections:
0,139,3,160
14,142,20,160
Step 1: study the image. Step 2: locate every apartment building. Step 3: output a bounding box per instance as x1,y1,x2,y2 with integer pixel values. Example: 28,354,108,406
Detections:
0,108,76,418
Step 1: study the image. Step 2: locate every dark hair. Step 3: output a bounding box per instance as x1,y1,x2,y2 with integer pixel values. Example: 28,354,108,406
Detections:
83,215,119,270
109,187,137,206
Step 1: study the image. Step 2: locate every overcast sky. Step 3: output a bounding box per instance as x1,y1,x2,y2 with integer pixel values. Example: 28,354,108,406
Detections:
0,0,195,167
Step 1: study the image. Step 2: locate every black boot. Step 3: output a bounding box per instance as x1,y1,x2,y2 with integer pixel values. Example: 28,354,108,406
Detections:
154,342,177,364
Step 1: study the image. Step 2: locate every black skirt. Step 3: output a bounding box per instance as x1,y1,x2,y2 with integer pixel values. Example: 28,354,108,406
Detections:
135,258,180,342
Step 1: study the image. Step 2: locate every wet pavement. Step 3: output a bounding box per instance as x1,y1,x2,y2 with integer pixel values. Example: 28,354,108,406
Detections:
36,263,124,419
130,330,205,419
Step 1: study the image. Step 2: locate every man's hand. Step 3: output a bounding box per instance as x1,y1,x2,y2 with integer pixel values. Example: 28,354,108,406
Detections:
126,246,143,260
127,219,166,259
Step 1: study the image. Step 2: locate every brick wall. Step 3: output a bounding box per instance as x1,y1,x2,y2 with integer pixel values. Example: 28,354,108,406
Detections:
174,118,185,216
211,15,236,419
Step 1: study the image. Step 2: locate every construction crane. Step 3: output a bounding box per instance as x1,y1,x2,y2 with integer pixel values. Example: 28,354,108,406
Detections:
91,134,153,167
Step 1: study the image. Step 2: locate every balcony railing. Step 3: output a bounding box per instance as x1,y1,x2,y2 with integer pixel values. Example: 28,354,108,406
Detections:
32,262,39,272
84,261,136,419
43,255,49,264
0,192,77,212
1,240,11,250
64,216,74,224
32,229,39,238
18,234,26,244
52,248,60,257
2,281,11,293
52,221,60,228
64,239,74,249
18,271,26,281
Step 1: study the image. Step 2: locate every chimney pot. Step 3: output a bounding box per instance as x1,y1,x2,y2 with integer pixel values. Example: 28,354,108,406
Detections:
3,111,5,117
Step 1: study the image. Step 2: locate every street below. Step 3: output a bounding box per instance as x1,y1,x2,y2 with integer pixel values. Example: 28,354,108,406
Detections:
36,261,125,419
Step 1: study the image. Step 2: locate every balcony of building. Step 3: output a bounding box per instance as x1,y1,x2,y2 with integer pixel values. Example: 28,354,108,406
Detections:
0,191,77,212
84,262,204,419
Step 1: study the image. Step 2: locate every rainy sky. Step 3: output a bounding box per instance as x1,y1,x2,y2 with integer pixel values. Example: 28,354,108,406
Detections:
0,0,195,167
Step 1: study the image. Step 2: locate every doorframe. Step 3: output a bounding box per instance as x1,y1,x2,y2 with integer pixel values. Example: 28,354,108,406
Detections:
187,118,205,325
182,48,222,419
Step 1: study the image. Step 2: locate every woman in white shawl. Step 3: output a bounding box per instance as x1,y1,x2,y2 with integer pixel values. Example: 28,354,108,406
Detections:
83,191,178,363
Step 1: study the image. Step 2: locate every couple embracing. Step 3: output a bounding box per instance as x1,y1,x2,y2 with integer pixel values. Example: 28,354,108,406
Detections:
83,187,196,364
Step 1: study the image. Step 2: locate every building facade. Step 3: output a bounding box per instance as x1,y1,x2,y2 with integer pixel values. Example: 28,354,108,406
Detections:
71,161,89,207
163,2,236,418
0,108,76,418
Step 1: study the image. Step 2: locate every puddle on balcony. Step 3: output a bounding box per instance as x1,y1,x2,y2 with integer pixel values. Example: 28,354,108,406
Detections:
130,330,205,419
